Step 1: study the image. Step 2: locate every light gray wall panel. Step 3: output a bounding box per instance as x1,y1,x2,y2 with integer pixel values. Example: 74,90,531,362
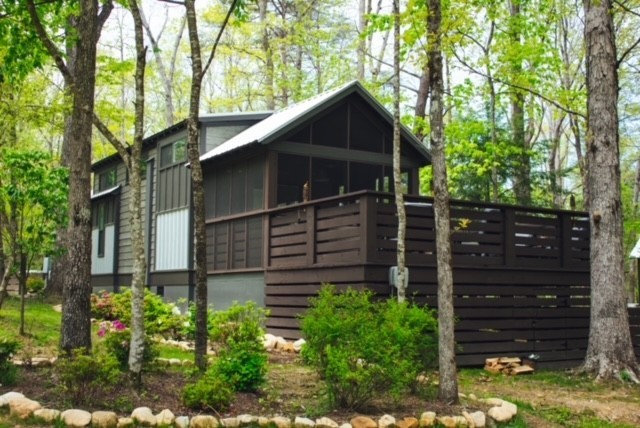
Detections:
92,226,115,274
155,208,189,270
207,272,265,310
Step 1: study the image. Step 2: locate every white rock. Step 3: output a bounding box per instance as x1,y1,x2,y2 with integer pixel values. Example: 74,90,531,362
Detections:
419,412,436,428
61,409,92,427
258,416,271,427
9,397,42,419
263,334,277,350
488,406,513,423
378,414,396,428
191,415,220,428
131,406,157,426
238,414,258,426
315,417,339,428
469,411,485,428
482,397,504,407
175,416,189,428
271,416,292,428
223,417,239,427
274,336,288,349
339,424,353,428
33,408,61,423
156,409,175,426
0,391,25,407
501,400,518,416
117,417,134,428
92,411,119,428
294,416,316,428
169,358,183,366
293,338,306,352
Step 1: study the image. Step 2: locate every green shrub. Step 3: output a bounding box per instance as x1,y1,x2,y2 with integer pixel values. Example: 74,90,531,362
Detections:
209,301,268,347
26,277,45,294
91,289,184,338
97,322,158,371
55,349,122,406
0,337,20,386
182,368,234,411
300,285,438,410
214,340,267,392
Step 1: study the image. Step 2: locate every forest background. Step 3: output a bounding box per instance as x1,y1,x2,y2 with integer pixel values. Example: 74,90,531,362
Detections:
1,0,640,299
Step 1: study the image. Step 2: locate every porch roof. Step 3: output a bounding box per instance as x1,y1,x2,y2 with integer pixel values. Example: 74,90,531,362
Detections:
199,81,431,164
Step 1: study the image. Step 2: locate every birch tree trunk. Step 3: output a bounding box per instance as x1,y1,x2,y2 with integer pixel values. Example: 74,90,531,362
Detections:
127,0,147,383
392,0,406,302
429,0,458,403
582,0,639,381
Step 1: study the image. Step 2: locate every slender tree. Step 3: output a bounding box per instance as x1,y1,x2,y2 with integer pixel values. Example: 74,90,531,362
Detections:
582,0,639,381
428,0,458,403
391,0,407,302
184,0,240,371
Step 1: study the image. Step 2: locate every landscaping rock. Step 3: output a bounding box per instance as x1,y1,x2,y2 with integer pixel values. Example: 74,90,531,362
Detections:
435,416,457,428
315,416,339,428
117,417,134,428
418,412,436,428
0,391,25,407
397,417,418,428
501,400,518,416
339,423,352,428
271,416,292,428
223,417,239,427
293,338,306,352
378,414,396,428
131,406,157,426
61,409,92,427
238,414,258,426
263,334,277,350
468,411,485,428
92,411,119,428
191,415,220,428
175,416,189,428
487,406,513,423
156,409,175,426
350,416,377,428
33,408,61,424
294,416,315,428
258,416,270,426
9,397,42,419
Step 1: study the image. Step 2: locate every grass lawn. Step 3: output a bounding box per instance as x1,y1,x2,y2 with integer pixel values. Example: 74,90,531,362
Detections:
0,296,61,354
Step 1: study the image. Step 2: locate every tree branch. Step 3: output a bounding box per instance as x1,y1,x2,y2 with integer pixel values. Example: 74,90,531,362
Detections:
97,0,115,36
25,0,73,86
92,113,131,167
202,0,240,77
451,50,586,118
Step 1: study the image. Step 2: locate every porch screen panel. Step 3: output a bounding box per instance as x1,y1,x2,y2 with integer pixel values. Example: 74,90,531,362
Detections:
312,158,347,200
277,154,309,205
155,208,189,270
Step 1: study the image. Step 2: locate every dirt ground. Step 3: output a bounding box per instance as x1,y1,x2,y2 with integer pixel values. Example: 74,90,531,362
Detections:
2,352,640,427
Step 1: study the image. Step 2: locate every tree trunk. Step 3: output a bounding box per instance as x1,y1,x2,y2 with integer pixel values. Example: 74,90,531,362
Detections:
509,1,531,206
185,0,208,371
429,0,459,403
582,0,639,381
259,0,275,109
357,0,366,81
59,0,101,353
19,253,27,336
127,0,147,383
392,0,406,302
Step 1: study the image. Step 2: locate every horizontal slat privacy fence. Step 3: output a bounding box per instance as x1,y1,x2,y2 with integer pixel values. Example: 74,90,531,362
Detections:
207,189,635,368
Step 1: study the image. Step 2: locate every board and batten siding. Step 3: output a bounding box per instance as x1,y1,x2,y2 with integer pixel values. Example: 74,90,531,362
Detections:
91,225,115,274
155,208,190,270
116,164,149,275
205,125,253,152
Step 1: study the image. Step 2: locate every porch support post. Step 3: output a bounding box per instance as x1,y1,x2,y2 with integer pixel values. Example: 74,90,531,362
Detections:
359,193,376,264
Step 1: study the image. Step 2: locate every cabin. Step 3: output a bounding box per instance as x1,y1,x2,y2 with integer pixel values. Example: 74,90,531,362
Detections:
91,81,640,368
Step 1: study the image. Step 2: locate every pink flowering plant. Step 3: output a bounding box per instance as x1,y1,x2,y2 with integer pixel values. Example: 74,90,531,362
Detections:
97,320,158,371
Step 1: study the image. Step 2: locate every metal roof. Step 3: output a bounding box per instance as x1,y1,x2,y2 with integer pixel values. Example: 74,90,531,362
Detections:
200,80,431,164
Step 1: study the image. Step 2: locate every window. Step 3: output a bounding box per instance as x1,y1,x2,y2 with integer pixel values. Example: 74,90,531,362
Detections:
93,199,115,258
160,139,187,167
98,168,117,191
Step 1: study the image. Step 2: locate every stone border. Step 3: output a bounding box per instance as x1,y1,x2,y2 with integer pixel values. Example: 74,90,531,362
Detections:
1,391,517,428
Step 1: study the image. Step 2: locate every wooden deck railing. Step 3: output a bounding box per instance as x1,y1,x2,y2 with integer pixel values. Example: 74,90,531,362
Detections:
266,190,590,271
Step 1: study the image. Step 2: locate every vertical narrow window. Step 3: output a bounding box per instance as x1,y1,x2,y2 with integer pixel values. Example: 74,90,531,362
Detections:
97,202,106,258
